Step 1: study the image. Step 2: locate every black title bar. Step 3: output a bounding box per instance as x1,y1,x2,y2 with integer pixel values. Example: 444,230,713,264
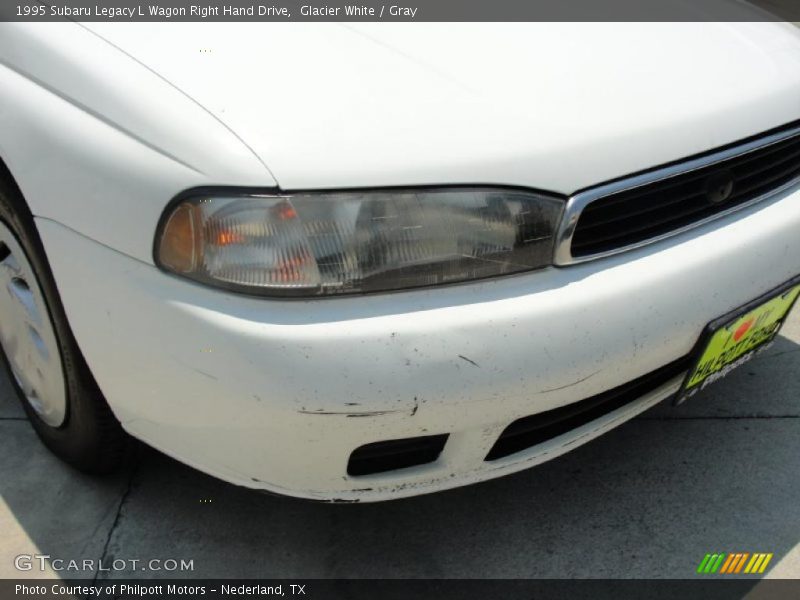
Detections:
2,0,800,22
4,579,800,600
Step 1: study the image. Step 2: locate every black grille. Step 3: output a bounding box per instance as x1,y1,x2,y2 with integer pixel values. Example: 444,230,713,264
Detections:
348,434,449,476
571,125,800,258
485,355,692,462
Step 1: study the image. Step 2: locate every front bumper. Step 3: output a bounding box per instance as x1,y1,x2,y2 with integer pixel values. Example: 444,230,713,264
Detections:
36,182,800,501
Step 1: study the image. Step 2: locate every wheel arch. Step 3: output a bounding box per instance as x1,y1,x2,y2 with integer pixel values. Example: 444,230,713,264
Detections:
0,154,34,220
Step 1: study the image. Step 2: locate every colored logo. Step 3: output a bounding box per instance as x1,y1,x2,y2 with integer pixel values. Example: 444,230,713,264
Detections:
697,553,774,575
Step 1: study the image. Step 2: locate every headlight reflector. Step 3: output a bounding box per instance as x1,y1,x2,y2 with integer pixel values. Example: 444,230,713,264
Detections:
156,188,563,297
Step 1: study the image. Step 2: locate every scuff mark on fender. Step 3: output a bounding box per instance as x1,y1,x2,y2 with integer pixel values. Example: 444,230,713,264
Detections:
298,409,401,417
539,369,601,393
457,355,480,368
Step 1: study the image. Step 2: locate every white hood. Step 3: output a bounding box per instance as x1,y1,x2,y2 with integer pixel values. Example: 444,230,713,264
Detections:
87,22,800,194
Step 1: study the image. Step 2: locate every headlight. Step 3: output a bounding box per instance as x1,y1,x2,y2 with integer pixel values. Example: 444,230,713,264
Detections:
155,188,564,297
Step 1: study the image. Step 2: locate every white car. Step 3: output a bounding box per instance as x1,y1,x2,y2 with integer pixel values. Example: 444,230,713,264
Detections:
1,22,799,502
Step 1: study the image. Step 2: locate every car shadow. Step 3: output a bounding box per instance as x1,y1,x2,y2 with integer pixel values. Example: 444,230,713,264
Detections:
1,332,799,584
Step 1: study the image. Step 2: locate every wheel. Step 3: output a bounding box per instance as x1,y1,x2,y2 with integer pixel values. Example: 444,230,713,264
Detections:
0,173,128,473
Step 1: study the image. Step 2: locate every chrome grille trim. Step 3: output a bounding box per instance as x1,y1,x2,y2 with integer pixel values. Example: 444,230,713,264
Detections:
554,124,800,266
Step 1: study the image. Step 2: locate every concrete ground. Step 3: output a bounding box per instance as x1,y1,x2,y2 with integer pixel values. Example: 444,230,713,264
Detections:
1,313,799,581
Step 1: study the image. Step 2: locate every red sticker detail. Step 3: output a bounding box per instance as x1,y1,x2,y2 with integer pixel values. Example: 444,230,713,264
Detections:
733,318,755,342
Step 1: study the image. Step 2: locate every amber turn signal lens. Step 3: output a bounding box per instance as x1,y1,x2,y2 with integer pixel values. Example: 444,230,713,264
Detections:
158,202,201,273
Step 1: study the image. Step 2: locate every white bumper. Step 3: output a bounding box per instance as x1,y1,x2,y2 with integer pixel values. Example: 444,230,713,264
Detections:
36,183,800,501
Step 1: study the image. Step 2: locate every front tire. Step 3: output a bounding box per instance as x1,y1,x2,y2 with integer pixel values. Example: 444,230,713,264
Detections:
0,174,128,473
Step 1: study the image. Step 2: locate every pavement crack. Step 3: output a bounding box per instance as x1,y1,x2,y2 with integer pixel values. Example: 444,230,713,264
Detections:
0,417,26,420
637,415,800,420
92,459,138,584
754,348,800,361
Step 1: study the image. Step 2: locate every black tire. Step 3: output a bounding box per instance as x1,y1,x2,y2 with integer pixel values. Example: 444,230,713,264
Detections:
0,169,129,473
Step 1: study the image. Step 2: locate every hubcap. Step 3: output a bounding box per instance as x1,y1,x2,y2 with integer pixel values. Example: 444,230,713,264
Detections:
0,221,66,427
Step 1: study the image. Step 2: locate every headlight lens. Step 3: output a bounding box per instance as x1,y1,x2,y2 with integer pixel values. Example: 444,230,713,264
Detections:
156,188,564,297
